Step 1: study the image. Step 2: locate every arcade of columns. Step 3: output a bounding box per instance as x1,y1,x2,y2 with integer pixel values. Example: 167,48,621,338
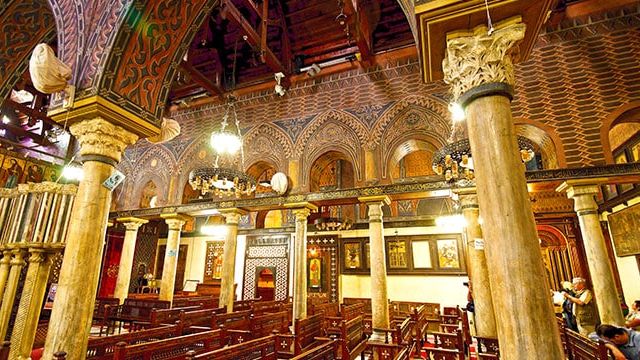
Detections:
0,14,629,360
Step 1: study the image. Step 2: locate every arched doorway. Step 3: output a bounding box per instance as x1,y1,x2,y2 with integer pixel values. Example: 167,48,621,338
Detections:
256,267,275,301
538,225,574,291
309,151,356,224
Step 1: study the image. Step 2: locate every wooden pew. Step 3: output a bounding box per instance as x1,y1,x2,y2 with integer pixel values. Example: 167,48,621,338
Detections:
325,303,365,338
475,336,499,360
293,314,328,355
103,299,171,333
94,298,120,334
291,340,339,360
424,329,464,360
250,311,291,338
368,342,413,360
179,307,226,329
311,302,339,317
338,315,367,360
233,298,259,312
342,298,371,313
86,324,182,360
112,329,227,360
184,333,293,360
564,328,609,360
172,296,219,309
144,305,201,327
411,305,431,347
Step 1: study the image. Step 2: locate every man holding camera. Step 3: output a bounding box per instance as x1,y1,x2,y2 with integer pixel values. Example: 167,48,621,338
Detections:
564,277,598,336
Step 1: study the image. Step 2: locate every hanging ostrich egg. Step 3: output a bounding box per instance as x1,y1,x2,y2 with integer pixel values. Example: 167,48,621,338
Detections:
29,43,72,94
147,118,181,144
270,172,288,195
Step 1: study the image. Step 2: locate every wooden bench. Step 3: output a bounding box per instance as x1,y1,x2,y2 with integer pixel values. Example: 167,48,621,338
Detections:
87,324,182,360
291,340,338,360
369,316,416,360
112,329,227,360
342,298,371,313
411,305,431,347
338,315,367,360
179,307,226,329
144,305,201,327
368,341,414,360
94,298,120,334
475,336,499,360
103,299,171,333
564,327,609,360
184,333,293,360
233,298,259,312
326,303,365,338
311,302,339,317
293,314,328,355
424,329,464,360
172,296,219,309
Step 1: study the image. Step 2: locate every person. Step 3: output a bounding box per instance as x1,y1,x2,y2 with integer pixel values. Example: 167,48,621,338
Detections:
561,281,579,331
597,324,640,360
626,300,640,331
564,277,598,336
3,159,22,188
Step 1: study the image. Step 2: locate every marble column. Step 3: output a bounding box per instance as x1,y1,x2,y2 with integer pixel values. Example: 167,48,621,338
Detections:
218,209,246,312
358,195,391,342
557,180,624,325
0,248,27,341
159,214,189,303
43,118,138,360
114,217,148,304
442,20,564,358
286,203,317,323
457,189,497,338
9,246,58,360
0,249,12,300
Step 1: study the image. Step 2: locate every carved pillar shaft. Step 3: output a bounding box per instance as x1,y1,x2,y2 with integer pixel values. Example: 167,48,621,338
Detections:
159,215,188,303
9,247,57,360
0,249,27,341
219,210,244,312
44,118,138,360
359,196,390,341
458,190,497,338
114,217,148,304
558,182,624,325
443,21,564,358
0,250,12,300
288,204,315,323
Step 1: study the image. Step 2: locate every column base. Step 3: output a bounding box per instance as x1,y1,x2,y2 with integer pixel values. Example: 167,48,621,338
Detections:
369,329,387,343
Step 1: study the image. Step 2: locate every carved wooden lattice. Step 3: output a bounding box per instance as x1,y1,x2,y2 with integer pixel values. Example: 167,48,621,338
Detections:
242,235,290,301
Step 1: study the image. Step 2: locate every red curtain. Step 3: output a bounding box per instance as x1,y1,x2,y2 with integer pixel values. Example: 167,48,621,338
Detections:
98,230,125,298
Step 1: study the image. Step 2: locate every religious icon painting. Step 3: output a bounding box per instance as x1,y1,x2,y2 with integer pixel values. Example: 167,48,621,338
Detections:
436,239,460,269
308,258,322,290
44,165,62,183
364,242,370,269
0,156,25,188
343,242,361,269
23,161,45,183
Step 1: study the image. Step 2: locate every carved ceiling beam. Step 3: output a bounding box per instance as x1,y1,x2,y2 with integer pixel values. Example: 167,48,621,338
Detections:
179,60,224,97
3,99,57,128
221,0,285,74
261,0,269,61
343,0,372,61
274,0,292,73
0,122,51,146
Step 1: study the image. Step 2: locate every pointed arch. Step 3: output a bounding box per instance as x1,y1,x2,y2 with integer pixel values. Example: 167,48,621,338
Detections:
600,101,640,164
294,109,369,157
514,118,567,169
243,123,293,172
385,136,441,181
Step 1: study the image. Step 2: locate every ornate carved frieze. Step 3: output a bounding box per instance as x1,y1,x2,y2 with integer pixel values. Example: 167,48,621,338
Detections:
70,118,139,161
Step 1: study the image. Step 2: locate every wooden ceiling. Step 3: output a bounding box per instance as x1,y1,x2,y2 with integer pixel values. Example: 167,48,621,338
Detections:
169,0,415,102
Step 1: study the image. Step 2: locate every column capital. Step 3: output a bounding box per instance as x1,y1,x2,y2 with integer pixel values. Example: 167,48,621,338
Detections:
284,202,318,221
117,217,149,231
454,187,479,209
25,247,52,264
160,213,191,230
443,18,525,103
9,249,27,266
107,220,115,228
358,195,391,206
0,250,11,265
556,179,607,199
219,208,248,225
70,118,138,163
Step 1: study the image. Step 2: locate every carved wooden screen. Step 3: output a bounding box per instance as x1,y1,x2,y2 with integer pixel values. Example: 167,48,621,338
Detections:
242,234,290,301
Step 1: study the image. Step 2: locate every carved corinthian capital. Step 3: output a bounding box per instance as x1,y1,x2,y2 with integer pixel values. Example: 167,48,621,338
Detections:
443,20,526,101
70,118,139,162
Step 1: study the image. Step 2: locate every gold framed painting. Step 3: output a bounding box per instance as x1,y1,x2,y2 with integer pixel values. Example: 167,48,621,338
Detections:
436,239,461,269
343,241,361,270
608,203,640,257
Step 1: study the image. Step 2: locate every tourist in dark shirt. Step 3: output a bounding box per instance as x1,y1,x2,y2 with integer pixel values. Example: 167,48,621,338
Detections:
597,324,640,360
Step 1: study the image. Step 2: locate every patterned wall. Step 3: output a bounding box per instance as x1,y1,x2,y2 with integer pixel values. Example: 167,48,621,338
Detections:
242,235,290,301
0,0,55,102
128,221,161,292
114,6,640,210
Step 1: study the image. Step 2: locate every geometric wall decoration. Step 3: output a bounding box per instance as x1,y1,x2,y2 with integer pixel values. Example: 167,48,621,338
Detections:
242,235,290,301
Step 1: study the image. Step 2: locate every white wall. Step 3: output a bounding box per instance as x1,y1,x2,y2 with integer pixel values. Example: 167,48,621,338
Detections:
602,196,640,304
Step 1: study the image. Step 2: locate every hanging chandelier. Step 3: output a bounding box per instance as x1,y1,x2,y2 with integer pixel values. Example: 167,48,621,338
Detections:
313,205,353,231
189,100,256,198
432,136,536,183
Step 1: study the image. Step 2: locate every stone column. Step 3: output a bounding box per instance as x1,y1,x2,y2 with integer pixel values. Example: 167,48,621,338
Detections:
9,246,59,360
358,195,391,342
442,20,564,358
557,180,624,325
364,145,379,185
158,214,189,303
285,203,317,323
0,249,12,300
218,209,246,312
43,119,138,360
457,189,497,338
114,217,148,303
288,159,301,193
0,248,27,341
